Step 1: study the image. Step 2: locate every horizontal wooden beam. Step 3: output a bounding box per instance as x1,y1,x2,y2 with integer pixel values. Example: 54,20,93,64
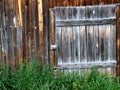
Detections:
56,19,116,27
54,4,118,8
55,61,116,69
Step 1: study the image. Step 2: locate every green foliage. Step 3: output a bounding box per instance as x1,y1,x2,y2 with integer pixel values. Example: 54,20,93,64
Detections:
0,60,119,90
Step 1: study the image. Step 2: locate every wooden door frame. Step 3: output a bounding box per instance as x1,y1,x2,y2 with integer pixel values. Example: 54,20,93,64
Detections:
116,6,120,76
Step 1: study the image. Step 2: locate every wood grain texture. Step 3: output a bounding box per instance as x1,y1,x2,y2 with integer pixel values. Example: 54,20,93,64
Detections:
55,61,116,69
56,19,116,26
49,0,120,8
116,6,120,76
0,0,119,76
54,5,117,75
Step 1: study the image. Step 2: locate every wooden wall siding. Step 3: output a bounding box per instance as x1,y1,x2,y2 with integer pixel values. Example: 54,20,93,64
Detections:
0,0,119,73
21,0,42,62
0,0,23,67
48,0,120,8
22,0,43,63
0,0,44,67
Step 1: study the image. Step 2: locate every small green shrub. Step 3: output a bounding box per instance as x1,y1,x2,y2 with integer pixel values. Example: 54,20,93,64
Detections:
0,60,119,90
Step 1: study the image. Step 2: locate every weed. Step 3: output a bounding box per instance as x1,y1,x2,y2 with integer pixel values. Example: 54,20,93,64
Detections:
0,60,119,90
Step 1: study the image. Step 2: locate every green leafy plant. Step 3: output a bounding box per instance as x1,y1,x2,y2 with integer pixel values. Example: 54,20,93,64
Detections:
0,60,119,90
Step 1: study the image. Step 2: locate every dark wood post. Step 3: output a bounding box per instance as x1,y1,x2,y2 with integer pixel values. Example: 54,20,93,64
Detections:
42,0,50,65
22,0,29,61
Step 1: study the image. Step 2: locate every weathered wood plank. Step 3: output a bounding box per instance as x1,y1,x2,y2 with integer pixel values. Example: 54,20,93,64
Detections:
34,0,40,58
42,0,50,64
32,0,38,57
0,1,3,64
49,9,56,65
48,0,120,8
18,0,23,27
116,6,120,76
28,0,32,59
56,19,116,26
0,28,2,65
92,0,99,5
38,0,44,62
55,0,67,6
56,27,62,64
48,0,54,8
21,0,29,61
13,28,17,67
17,0,23,64
56,61,116,69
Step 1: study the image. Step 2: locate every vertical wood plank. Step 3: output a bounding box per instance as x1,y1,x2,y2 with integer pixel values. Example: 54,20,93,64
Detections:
17,0,23,64
67,0,74,6
73,26,80,63
34,0,40,58
56,27,62,65
99,0,107,4
67,26,72,63
42,0,50,64
49,9,56,65
0,1,3,65
28,0,32,59
5,0,10,65
21,0,26,61
79,0,85,6
14,28,18,67
38,0,44,63
0,28,2,65
18,0,23,27
48,0,54,8
92,0,99,5
55,0,67,6
116,6,120,76
86,0,92,5
61,27,68,63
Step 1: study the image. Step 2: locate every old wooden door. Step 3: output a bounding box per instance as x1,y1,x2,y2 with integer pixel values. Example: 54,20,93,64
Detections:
50,4,117,75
